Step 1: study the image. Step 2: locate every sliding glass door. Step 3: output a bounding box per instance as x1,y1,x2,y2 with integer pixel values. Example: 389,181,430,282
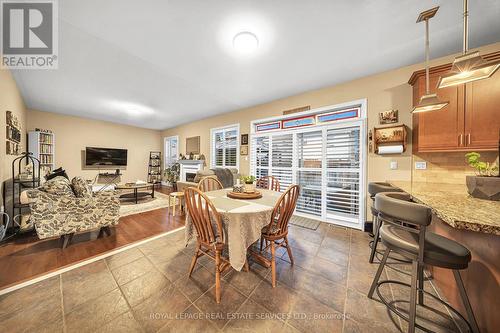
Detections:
296,130,323,217
251,121,364,229
325,126,361,224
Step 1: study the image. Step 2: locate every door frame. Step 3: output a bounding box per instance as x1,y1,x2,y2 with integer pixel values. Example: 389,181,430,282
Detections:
163,135,179,168
250,99,367,230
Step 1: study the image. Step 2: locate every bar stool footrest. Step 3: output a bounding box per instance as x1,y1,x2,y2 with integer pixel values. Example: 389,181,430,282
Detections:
375,279,473,333
369,240,413,264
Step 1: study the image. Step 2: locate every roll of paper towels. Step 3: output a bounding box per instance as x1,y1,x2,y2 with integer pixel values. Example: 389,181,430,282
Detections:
378,145,404,154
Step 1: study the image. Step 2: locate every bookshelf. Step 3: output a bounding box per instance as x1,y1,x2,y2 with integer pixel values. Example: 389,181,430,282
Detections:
28,130,55,175
148,151,162,186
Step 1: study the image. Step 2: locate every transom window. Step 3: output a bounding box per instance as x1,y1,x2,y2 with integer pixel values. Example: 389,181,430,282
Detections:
210,124,239,169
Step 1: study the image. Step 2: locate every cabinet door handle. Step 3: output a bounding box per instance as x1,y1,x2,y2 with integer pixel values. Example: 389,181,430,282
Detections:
467,133,471,146
459,134,463,146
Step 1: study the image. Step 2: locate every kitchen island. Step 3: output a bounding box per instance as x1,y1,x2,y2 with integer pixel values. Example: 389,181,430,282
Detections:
389,181,499,333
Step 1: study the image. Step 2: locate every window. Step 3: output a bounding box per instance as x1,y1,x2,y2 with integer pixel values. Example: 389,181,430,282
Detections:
210,124,239,168
164,136,178,167
250,102,366,229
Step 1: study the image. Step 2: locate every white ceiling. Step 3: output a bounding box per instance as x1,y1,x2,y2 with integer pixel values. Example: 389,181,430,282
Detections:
12,0,500,130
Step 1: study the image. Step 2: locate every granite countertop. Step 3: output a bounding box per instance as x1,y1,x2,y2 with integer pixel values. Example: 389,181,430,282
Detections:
388,181,500,236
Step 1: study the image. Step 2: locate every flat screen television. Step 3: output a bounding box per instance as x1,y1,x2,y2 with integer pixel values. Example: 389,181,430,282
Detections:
85,147,127,166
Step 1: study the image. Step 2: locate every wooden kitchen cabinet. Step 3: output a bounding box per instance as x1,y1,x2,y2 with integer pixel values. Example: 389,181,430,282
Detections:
409,51,500,153
465,72,500,149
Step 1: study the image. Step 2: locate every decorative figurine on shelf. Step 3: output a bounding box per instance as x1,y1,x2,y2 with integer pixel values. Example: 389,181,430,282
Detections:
179,153,186,160
199,154,206,166
19,163,34,181
189,152,194,160
25,163,33,174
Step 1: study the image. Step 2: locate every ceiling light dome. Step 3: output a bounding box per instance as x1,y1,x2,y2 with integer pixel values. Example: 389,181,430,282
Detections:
232,31,259,54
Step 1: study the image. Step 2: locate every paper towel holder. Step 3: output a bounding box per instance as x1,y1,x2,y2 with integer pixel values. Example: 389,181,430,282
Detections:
374,125,408,154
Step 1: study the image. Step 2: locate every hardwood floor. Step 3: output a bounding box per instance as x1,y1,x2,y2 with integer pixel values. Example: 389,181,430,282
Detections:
0,186,185,291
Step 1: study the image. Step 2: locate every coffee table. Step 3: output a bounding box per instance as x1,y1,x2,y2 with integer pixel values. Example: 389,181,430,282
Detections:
115,183,155,204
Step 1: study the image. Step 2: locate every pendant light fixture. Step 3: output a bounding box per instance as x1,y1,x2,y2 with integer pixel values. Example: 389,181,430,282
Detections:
437,0,500,88
412,7,449,113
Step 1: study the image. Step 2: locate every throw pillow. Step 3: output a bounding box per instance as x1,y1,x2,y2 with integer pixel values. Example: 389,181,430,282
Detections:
38,176,75,197
71,176,93,198
45,167,69,181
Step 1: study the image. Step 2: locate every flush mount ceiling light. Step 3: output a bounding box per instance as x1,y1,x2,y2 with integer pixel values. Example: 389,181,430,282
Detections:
107,101,155,117
437,0,500,88
232,31,259,54
412,7,449,114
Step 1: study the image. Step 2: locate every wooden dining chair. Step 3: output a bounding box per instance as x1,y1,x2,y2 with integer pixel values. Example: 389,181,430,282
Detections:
256,176,280,192
198,176,224,192
184,187,230,303
255,185,299,287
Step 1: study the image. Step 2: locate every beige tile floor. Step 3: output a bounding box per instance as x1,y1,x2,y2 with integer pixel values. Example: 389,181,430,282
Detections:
0,223,464,333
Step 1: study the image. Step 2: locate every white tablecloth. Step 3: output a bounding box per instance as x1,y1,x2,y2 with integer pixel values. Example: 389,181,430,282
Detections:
185,189,281,271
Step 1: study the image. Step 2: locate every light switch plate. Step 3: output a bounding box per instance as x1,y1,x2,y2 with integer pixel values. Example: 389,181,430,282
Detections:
415,161,427,170
390,161,398,170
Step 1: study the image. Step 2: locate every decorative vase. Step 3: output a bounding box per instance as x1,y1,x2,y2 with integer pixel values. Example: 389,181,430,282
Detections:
465,176,500,201
233,184,244,193
244,183,255,193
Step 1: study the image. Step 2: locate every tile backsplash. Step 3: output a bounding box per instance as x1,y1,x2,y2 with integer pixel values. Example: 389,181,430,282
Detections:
412,152,499,184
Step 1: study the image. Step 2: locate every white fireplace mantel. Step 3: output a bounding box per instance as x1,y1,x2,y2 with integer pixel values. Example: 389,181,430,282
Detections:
179,160,204,182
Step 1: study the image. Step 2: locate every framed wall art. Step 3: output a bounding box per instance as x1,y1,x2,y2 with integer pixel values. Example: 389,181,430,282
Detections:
378,109,398,125
241,134,248,145
240,145,248,156
186,136,200,154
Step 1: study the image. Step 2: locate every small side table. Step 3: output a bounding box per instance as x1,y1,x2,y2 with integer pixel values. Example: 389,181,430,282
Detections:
168,192,185,217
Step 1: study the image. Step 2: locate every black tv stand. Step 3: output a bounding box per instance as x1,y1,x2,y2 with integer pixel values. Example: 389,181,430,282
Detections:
98,172,122,176
94,170,122,193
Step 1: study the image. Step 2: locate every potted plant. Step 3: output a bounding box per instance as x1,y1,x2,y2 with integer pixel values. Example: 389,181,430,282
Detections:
465,152,499,201
240,175,256,193
164,163,180,191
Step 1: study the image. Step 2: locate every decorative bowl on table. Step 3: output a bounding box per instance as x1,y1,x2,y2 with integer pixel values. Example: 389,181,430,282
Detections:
227,190,262,199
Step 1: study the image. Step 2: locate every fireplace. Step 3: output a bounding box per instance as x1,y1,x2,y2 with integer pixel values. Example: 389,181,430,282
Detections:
186,172,196,182
179,160,204,182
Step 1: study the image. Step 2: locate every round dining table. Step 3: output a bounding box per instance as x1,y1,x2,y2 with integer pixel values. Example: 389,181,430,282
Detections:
184,188,282,271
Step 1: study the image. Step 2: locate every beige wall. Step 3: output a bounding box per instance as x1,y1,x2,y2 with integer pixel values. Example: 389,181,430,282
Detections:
413,152,498,185
27,109,161,184
1,68,27,209
162,42,500,184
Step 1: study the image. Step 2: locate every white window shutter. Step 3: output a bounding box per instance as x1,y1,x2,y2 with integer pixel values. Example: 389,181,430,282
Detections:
249,106,364,228
325,126,361,220
296,130,323,216
251,136,269,179
211,125,239,169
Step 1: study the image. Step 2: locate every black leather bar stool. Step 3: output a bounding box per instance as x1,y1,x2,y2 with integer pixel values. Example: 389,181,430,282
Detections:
367,182,404,263
368,192,480,333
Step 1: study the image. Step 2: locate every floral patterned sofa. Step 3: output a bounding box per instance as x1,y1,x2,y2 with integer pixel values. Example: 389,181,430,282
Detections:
26,176,120,248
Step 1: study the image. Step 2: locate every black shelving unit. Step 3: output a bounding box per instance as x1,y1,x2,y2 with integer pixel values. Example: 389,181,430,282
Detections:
3,152,41,241
148,151,162,189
